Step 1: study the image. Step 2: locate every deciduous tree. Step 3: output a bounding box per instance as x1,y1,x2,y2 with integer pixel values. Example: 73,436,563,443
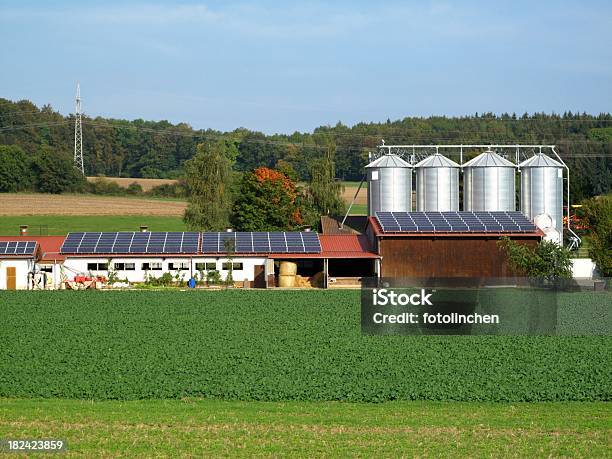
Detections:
581,196,612,277
498,237,573,282
0,145,33,192
232,167,316,231
183,141,233,230
307,141,346,216
32,147,85,194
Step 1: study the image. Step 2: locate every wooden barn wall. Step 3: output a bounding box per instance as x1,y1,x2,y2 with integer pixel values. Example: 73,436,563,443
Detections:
379,236,540,278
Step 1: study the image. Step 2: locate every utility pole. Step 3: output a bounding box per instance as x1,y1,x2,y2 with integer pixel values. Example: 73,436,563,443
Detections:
74,82,84,174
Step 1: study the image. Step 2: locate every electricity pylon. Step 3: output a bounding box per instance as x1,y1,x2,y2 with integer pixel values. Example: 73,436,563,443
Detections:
74,82,84,174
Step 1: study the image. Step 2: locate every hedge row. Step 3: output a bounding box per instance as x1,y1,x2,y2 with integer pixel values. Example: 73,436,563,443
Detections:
0,290,610,402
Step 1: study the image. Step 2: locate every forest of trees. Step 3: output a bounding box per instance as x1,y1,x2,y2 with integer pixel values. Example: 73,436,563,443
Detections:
0,97,610,201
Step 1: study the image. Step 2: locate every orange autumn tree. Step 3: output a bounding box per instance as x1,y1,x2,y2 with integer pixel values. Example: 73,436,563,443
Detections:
231,167,317,231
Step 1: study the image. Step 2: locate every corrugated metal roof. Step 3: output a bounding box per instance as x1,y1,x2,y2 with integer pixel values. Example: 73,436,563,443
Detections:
414,153,460,168
320,216,345,234
519,153,563,168
365,154,412,168
319,234,377,257
320,216,367,234
260,234,380,259
463,150,515,168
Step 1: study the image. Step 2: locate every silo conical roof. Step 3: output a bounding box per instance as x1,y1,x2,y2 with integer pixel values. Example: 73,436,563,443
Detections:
463,150,515,168
365,154,412,168
415,153,460,168
519,152,563,168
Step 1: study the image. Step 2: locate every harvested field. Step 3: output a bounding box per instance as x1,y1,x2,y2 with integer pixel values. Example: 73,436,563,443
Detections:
86,176,177,191
0,215,186,235
0,194,186,216
88,176,368,205
340,183,367,205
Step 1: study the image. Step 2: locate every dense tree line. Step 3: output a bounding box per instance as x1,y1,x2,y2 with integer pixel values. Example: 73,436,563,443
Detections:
0,144,84,193
0,98,610,200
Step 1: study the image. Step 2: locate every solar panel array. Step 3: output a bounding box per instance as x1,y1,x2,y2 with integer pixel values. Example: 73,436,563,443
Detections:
0,241,37,255
60,232,200,254
201,232,321,253
376,211,537,233
60,231,322,254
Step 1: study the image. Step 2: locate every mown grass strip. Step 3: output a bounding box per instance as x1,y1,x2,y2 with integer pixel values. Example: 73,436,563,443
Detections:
0,399,609,457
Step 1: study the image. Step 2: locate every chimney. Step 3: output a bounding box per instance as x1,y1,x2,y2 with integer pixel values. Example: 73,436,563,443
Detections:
19,225,28,236
139,225,149,233
303,226,312,232
225,227,233,232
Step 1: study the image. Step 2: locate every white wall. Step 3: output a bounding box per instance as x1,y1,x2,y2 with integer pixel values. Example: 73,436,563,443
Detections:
193,257,267,282
0,258,34,290
571,258,597,279
62,256,267,283
34,262,62,289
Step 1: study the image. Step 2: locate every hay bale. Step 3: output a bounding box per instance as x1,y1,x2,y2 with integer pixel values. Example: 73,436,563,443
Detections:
278,274,295,287
295,275,312,288
279,261,297,276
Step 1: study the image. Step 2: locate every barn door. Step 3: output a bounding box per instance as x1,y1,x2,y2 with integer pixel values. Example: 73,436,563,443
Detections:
6,267,16,290
253,265,266,288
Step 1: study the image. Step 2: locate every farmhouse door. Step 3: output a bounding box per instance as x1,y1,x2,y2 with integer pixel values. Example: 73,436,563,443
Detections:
253,265,266,288
6,267,16,290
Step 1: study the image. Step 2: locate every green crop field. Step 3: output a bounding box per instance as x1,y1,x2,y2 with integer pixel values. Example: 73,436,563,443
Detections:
0,290,610,402
1,290,610,456
0,399,609,457
0,215,187,235
347,203,367,214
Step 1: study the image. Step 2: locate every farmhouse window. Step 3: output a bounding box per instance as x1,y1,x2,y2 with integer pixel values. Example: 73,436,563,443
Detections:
88,263,108,271
195,262,217,271
142,262,162,271
114,263,135,271
222,262,243,271
169,262,189,271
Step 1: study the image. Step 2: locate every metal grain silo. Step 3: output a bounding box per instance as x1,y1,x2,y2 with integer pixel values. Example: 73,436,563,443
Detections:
519,153,564,237
415,153,460,211
365,154,412,216
463,149,516,211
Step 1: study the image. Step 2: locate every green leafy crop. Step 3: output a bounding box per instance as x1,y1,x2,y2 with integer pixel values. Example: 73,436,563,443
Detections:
0,290,609,402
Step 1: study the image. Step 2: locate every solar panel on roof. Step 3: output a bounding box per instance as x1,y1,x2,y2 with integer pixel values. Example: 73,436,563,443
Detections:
60,231,322,255
60,232,201,254
199,232,321,254
375,211,537,233
0,241,37,256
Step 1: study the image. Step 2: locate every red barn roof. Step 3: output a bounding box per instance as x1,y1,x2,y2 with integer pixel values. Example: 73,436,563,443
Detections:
270,234,379,259
0,236,66,262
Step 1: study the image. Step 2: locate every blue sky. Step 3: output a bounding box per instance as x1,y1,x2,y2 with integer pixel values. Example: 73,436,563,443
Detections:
1,0,610,134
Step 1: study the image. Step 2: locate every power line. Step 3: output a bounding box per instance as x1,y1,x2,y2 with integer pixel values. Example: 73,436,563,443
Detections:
80,119,612,143
0,120,70,132
0,118,610,156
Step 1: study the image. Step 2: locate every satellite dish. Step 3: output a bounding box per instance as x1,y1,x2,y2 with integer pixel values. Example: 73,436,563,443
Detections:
534,213,553,230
